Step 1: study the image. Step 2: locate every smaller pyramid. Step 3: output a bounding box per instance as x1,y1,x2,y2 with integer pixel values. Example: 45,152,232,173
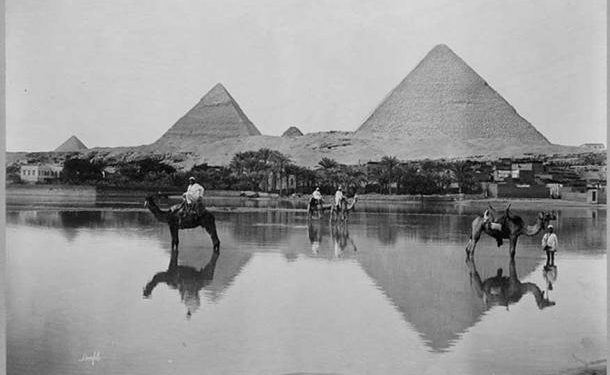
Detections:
54,135,88,152
281,126,303,137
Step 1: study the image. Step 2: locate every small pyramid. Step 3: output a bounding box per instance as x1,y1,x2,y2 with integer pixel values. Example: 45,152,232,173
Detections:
356,44,550,146
155,83,261,144
281,126,303,137
54,135,88,152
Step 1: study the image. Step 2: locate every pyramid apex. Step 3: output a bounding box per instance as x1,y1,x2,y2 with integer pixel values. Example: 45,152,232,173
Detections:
427,44,459,57
201,83,233,105
211,82,228,91
431,43,451,51
54,135,88,152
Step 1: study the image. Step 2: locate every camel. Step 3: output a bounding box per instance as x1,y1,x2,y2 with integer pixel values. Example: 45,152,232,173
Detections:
466,255,555,310
143,248,219,318
144,194,220,252
306,198,333,220
465,204,556,259
329,195,359,223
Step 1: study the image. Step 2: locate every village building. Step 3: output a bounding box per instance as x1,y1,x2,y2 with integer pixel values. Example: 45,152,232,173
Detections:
20,164,63,183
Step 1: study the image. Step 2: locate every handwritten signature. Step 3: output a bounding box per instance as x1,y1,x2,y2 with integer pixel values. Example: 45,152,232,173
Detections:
79,351,101,366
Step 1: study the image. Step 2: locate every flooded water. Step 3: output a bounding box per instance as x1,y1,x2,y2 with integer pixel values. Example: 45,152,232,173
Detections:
6,203,607,374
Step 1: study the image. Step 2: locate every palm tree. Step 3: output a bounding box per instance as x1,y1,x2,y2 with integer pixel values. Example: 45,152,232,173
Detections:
318,157,339,170
379,156,401,194
448,160,469,194
268,150,292,195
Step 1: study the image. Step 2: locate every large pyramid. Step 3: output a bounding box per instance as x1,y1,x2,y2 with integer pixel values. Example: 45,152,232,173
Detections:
356,44,550,146
153,83,261,149
54,135,88,152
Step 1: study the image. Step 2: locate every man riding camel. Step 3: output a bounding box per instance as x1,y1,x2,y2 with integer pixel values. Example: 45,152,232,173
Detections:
184,176,204,207
173,177,205,216
310,187,323,206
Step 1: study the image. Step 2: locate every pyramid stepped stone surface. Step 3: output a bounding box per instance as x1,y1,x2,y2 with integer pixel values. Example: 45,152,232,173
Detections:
54,135,88,152
281,126,304,137
153,83,261,150
356,45,551,146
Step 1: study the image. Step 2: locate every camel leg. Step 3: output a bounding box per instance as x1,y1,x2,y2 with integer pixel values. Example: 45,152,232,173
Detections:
203,218,220,253
509,234,518,259
170,225,179,251
466,217,484,257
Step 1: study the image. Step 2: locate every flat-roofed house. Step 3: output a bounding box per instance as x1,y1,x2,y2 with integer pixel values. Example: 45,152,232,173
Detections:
20,164,62,183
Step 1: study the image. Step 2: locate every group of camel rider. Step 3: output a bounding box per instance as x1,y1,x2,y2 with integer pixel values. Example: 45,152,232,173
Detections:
310,186,346,209
180,178,348,215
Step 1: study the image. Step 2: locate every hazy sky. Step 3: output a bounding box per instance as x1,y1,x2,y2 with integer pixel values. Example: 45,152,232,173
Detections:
6,0,606,151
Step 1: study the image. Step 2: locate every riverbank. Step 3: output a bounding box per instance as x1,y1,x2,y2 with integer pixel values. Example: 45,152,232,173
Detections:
6,184,605,210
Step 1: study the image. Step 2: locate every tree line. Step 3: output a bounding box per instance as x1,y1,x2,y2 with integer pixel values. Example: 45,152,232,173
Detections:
19,148,485,195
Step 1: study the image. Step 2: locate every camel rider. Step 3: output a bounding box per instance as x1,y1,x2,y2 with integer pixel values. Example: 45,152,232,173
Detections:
183,177,204,213
311,187,323,206
335,186,345,208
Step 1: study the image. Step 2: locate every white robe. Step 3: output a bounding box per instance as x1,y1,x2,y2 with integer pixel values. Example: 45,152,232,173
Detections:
541,232,558,252
335,191,344,206
185,183,204,204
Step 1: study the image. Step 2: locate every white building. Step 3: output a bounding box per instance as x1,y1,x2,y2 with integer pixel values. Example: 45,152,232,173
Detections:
20,164,62,183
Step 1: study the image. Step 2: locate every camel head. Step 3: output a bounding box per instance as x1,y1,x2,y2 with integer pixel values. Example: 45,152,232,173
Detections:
144,195,155,208
537,291,556,309
144,192,168,208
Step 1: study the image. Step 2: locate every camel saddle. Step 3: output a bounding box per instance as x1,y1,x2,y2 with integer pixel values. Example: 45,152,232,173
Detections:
173,199,206,228
483,208,510,247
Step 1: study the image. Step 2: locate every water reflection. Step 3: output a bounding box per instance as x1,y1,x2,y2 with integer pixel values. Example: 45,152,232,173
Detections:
6,206,606,374
466,256,555,310
331,223,357,257
543,265,558,292
144,249,220,319
307,221,323,254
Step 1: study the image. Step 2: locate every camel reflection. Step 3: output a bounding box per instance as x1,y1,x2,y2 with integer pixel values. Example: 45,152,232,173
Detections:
144,249,219,318
331,223,357,257
308,221,324,254
466,255,555,310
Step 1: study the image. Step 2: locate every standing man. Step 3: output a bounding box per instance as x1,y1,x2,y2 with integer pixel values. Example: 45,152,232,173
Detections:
541,225,558,266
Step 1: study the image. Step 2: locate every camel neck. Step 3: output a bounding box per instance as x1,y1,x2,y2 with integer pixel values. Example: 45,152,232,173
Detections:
147,198,169,223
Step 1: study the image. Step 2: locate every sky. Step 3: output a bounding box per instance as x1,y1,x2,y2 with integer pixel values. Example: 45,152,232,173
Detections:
6,0,607,151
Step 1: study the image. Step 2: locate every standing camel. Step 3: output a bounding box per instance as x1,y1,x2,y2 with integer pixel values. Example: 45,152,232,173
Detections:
144,194,220,252
329,195,358,223
465,204,556,259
